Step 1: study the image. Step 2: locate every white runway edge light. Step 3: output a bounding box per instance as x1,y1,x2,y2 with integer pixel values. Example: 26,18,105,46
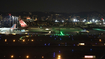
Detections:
11,55,14,58
26,55,29,58
45,28,49,30
84,55,96,58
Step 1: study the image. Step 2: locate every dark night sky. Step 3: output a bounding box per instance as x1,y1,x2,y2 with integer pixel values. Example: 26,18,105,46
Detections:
0,0,105,13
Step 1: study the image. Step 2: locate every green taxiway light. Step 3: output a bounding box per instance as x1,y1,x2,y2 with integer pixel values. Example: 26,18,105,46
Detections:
60,31,64,35
93,28,105,31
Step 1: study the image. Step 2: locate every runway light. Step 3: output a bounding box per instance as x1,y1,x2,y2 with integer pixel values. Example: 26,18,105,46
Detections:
12,33,16,35
48,43,50,46
73,44,75,46
50,35,52,37
58,55,61,58
58,44,60,46
44,43,46,46
23,39,25,42
78,43,85,46
25,33,28,34
45,28,49,30
26,35,29,37
59,51,60,53
84,55,96,58
90,48,92,51
99,39,102,42
11,55,14,58
60,38,62,40
26,55,29,58
72,49,74,52
5,39,7,42
42,56,44,58
31,39,34,42
57,55,61,59
13,39,15,42
53,52,55,57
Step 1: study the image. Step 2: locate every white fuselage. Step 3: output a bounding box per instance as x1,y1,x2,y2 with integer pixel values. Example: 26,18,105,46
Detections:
0,28,12,34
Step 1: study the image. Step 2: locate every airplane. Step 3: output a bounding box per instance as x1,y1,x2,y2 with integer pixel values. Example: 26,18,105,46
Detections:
0,24,16,34
18,19,47,29
80,29,89,33
18,19,51,33
19,19,28,28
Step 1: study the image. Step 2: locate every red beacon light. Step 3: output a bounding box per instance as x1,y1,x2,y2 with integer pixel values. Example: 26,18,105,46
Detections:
9,14,11,16
101,18,103,20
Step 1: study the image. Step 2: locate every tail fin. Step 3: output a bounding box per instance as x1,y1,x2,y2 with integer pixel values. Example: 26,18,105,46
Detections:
19,19,27,27
11,24,16,29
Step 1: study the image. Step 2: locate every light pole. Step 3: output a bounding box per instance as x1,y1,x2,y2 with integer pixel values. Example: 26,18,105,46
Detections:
16,16,18,26
9,15,11,27
16,17,19,28
12,16,15,25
